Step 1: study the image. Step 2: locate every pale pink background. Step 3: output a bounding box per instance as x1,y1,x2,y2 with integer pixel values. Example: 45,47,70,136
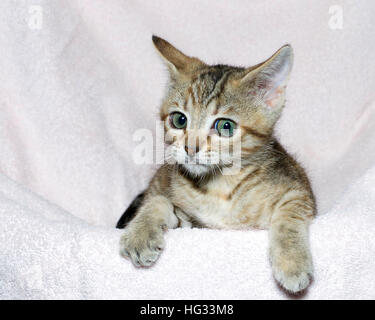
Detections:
0,0,374,299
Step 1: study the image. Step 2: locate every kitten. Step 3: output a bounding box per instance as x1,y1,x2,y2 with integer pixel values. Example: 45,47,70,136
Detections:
118,36,315,294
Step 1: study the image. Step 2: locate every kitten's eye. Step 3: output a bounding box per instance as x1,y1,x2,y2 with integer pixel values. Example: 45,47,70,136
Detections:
214,119,236,137
170,112,187,129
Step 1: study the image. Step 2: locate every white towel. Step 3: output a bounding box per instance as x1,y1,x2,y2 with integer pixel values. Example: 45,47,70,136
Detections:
0,0,374,299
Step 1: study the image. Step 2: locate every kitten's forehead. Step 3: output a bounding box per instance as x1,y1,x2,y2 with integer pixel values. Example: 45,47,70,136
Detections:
189,65,242,107
160,64,244,122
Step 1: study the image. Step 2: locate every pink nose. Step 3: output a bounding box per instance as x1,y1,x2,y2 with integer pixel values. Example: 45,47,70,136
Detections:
184,145,199,156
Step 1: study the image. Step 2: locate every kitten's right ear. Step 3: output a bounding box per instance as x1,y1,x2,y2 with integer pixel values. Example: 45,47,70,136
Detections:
238,45,293,110
152,35,204,75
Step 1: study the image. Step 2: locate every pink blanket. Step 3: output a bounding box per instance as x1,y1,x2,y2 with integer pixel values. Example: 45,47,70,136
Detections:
0,0,374,299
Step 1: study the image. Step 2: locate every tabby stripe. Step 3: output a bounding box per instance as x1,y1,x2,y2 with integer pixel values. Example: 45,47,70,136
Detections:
268,186,296,211
205,70,232,107
177,165,209,194
190,76,202,105
187,86,196,105
241,146,261,153
279,200,313,213
241,126,269,139
229,168,261,199
223,106,235,115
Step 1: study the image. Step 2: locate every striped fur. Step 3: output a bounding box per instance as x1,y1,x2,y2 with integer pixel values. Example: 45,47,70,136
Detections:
119,36,315,294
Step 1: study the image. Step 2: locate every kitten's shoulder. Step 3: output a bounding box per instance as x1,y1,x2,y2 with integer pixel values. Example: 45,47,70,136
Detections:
263,139,312,190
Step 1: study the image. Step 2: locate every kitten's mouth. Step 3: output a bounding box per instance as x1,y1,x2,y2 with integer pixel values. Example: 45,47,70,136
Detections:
183,154,220,166
181,163,211,176
185,158,207,166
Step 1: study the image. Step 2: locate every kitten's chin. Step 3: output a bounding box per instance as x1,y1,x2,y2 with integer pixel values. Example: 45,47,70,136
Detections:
182,164,211,177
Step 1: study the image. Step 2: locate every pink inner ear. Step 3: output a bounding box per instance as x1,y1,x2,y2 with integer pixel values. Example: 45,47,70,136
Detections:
265,87,284,108
257,82,268,90
248,86,285,108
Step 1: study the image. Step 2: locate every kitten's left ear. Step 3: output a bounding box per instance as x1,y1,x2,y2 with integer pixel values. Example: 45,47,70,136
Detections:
240,45,293,109
152,35,204,76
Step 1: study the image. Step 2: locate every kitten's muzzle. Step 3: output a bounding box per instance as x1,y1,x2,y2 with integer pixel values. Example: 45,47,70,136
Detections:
184,145,199,157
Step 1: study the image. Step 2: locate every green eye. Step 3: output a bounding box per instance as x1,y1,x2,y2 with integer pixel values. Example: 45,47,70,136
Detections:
214,119,236,137
170,112,187,129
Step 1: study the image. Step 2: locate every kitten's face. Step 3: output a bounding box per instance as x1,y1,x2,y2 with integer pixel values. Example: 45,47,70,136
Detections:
153,36,293,176
161,65,265,176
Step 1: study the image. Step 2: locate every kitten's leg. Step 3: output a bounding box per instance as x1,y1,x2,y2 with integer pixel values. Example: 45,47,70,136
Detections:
120,195,178,267
269,199,314,293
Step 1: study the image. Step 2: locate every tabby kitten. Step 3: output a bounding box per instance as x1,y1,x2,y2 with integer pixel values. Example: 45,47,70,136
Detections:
118,36,315,294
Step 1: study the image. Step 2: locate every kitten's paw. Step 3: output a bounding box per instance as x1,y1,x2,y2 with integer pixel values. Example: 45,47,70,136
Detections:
273,266,312,294
271,255,313,294
120,226,165,267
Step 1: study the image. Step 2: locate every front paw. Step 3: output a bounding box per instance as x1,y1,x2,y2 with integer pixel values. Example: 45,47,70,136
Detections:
271,251,313,294
120,225,165,267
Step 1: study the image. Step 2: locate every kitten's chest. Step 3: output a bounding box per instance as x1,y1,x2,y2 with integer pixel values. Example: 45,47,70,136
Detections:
170,172,271,230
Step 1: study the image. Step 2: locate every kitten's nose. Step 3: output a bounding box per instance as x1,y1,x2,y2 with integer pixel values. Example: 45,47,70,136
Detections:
185,145,199,156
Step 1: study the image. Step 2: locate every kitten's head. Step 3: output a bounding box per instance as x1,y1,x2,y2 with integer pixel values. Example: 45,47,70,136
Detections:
153,36,293,177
